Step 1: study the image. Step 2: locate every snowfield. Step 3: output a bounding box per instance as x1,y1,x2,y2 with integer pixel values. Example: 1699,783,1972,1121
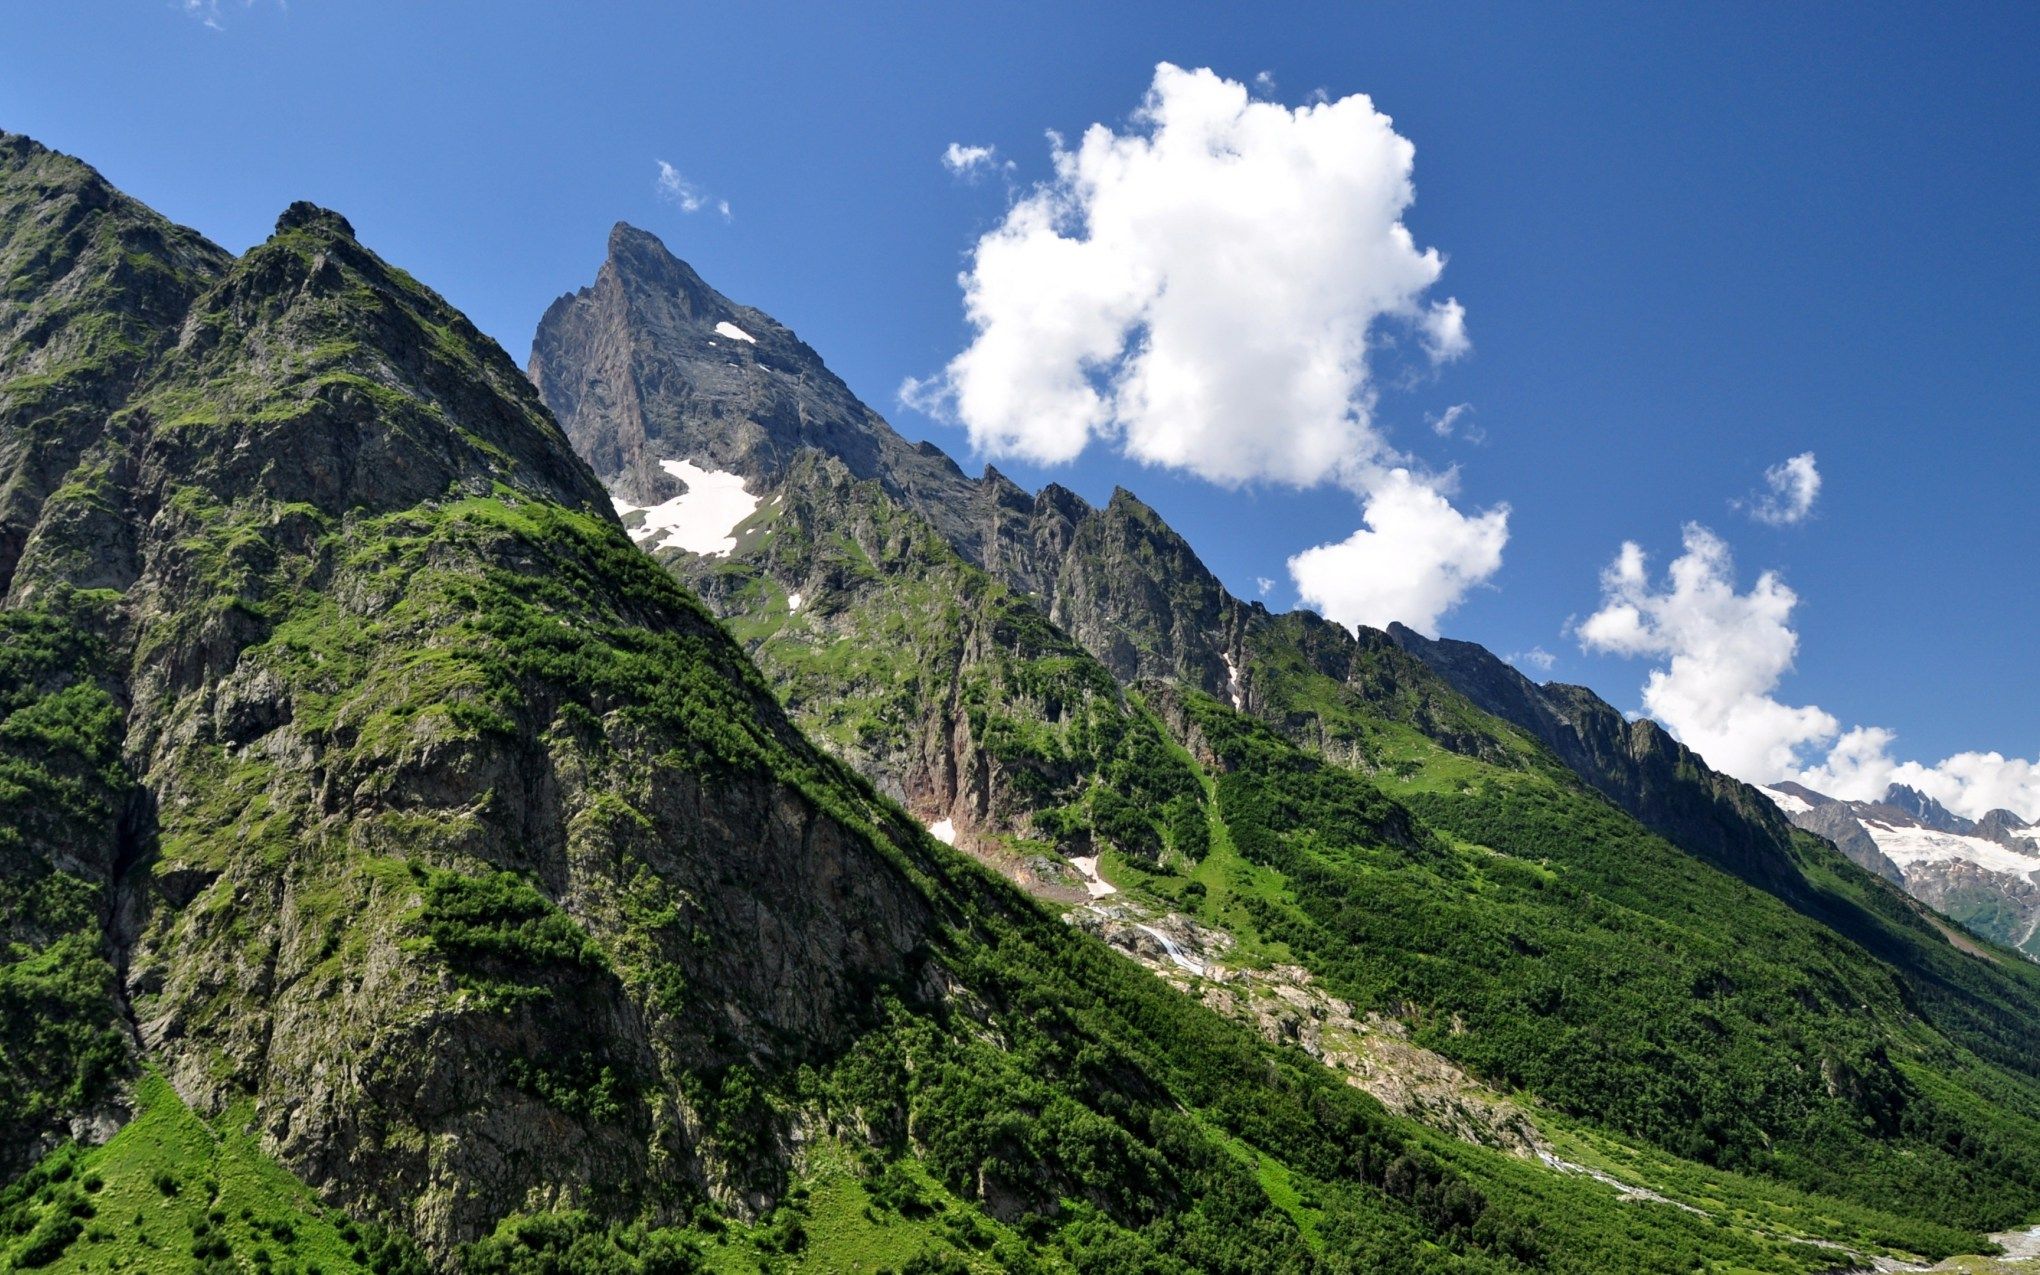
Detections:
1860,820,2040,882
1069,855,1118,899
611,458,759,556
1761,785,1814,816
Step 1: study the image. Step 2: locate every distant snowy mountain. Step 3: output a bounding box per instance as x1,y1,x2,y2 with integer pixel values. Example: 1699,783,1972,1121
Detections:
1761,782,2040,956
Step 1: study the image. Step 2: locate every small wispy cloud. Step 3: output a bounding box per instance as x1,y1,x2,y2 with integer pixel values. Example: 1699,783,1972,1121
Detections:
1428,402,1484,443
655,161,731,220
940,143,1013,182
1508,646,1557,673
178,0,278,30
1252,70,1278,94
1739,451,1820,526
1255,576,1275,597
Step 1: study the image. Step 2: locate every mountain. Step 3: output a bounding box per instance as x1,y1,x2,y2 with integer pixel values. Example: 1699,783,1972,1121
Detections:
1760,781,2040,957
529,221,2040,1260
15,130,1970,1273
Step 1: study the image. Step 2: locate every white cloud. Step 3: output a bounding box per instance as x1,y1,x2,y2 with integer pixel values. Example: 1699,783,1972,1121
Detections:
908,62,1470,484
1253,70,1279,93
941,143,1011,181
1800,730,2040,821
1580,522,2040,820
911,63,1505,635
1289,468,1509,637
1421,297,1470,362
655,161,729,219
1255,576,1275,597
1743,451,1821,526
1509,646,1557,673
1429,402,1483,442
1578,524,1838,782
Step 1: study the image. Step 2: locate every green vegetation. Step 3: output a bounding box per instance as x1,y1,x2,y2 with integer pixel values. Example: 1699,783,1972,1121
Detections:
10,130,2040,1271
0,597,130,1169
1153,687,2040,1238
0,1074,423,1273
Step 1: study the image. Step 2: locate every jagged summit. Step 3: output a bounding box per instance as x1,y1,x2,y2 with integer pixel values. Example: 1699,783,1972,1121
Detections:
274,199,354,236
1884,782,1973,833
1759,776,2040,953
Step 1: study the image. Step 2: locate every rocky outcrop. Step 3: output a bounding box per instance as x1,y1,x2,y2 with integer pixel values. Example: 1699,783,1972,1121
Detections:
1791,801,1907,883
1067,901,1544,1157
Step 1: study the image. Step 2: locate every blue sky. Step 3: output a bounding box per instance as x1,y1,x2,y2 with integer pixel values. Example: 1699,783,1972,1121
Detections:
3,3,2034,804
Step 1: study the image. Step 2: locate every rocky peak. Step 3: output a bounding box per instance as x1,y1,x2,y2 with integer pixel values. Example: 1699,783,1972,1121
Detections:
1881,783,1972,834
531,223,997,560
1974,808,2036,852
2,147,949,1247
0,132,231,600
273,200,355,237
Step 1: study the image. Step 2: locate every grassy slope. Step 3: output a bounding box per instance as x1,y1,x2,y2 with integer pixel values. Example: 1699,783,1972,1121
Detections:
0,1073,420,1273
1152,678,2040,1240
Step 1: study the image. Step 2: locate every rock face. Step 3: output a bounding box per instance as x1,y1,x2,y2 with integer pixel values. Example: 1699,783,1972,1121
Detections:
531,224,992,559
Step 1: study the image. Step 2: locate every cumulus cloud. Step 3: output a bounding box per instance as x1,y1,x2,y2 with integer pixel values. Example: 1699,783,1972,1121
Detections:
909,63,1504,634
1580,523,2040,819
941,143,1010,180
1743,451,1821,526
654,161,730,219
1289,469,1509,636
1577,525,1838,781
1801,731,2040,821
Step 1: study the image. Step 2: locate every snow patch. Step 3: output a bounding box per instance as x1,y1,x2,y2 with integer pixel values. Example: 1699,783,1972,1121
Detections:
1760,785,1813,816
1069,855,1118,899
927,817,956,846
787,591,804,613
714,321,756,344
1221,653,1244,710
623,459,760,557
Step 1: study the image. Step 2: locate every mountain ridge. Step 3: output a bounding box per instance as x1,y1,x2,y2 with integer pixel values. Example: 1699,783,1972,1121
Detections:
528,217,2040,1252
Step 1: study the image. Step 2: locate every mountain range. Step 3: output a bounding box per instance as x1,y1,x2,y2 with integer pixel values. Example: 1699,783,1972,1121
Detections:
1762,781,2040,957
6,131,2040,1272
